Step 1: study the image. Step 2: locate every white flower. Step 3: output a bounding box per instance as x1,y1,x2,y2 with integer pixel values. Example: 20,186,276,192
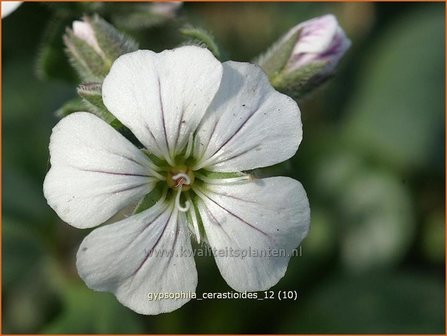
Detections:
43,46,310,315
2,1,21,18
285,14,351,75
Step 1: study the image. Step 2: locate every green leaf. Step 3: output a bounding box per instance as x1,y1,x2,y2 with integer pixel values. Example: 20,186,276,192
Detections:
180,25,220,59
36,15,76,82
54,97,85,118
77,83,104,109
271,61,328,100
64,15,138,83
77,83,116,123
255,28,299,79
87,15,138,63
64,30,109,82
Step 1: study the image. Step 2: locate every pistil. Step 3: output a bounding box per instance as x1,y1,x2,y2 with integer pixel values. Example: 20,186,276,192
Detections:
166,168,195,212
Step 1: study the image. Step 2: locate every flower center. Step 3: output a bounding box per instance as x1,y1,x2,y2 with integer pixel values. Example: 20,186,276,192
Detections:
164,167,195,213
147,158,252,243
166,166,195,191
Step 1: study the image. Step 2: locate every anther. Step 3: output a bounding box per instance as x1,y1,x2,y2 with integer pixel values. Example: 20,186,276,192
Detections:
172,172,191,186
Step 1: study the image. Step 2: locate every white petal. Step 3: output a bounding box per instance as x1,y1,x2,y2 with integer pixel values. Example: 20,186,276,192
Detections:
102,46,223,163
76,202,197,315
193,61,301,172
196,177,310,291
43,112,156,229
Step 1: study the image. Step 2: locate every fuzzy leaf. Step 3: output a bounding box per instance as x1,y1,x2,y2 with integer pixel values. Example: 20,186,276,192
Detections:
86,15,138,63
63,15,138,83
54,97,85,118
272,61,328,99
77,83,116,123
64,30,108,82
180,26,220,58
256,28,300,79
36,16,76,82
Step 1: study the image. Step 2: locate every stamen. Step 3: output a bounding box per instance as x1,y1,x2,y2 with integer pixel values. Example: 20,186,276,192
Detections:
192,154,222,171
184,133,194,159
195,174,252,185
191,185,208,203
158,186,169,204
174,177,186,188
164,154,176,168
172,172,191,186
175,188,190,212
186,193,201,243
146,159,163,172
148,168,166,181
142,156,166,181
192,157,212,171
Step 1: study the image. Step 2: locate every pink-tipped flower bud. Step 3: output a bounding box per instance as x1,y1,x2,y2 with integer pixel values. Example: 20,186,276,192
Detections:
72,20,102,55
64,16,138,83
284,14,351,75
257,14,351,99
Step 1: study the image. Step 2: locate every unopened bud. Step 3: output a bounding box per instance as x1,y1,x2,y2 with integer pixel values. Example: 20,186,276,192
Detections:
72,20,102,54
285,14,351,75
64,15,138,82
257,14,351,98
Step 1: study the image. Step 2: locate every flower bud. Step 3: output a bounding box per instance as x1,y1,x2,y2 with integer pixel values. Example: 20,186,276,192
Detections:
285,14,351,75
64,15,138,83
72,20,102,55
257,14,351,98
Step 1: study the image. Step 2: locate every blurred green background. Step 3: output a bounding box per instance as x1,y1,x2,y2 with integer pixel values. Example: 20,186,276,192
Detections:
2,2,445,334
